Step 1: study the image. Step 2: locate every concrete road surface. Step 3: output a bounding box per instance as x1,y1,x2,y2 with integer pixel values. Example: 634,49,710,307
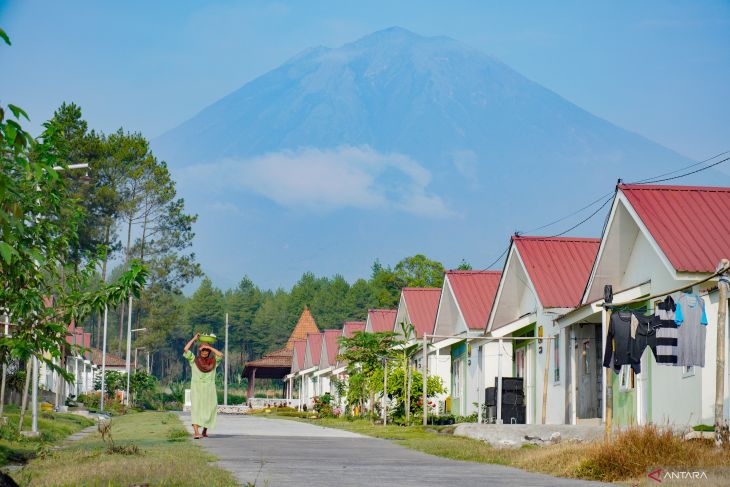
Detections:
178,413,607,487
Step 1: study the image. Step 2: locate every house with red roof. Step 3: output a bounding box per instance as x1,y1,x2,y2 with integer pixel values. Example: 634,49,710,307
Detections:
331,321,365,412
312,329,342,399
557,184,730,427
486,235,600,424
365,309,397,333
299,332,324,408
394,288,441,339
432,270,502,416
288,339,308,408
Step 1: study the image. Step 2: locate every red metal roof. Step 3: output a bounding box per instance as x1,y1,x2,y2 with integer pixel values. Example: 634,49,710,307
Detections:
514,236,600,308
446,271,502,330
342,321,365,338
620,184,730,273
367,309,397,332
400,288,441,338
293,339,306,370
305,332,323,366
321,329,341,367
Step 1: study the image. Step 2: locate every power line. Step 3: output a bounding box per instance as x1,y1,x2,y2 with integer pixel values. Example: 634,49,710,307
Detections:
629,150,730,185
548,195,614,237
480,149,729,270
630,156,730,185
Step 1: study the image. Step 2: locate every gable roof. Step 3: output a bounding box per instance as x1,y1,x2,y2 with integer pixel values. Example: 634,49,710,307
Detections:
292,339,307,372
337,321,365,368
304,332,323,368
446,271,501,330
366,309,397,332
514,236,600,308
285,306,320,350
90,348,126,368
320,329,341,368
619,184,730,273
342,321,365,337
399,288,441,338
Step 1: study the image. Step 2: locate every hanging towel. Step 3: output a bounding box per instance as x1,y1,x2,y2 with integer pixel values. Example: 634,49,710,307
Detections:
675,293,708,367
653,295,678,365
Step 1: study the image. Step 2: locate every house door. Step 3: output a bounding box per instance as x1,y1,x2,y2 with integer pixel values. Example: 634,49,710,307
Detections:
575,324,602,419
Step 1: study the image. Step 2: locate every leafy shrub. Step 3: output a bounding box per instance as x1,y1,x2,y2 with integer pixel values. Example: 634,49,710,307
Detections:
0,421,20,441
313,393,333,417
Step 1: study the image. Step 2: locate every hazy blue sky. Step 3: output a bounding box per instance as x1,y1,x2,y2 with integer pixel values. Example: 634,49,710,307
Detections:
2,1,730,290
2,0,728,159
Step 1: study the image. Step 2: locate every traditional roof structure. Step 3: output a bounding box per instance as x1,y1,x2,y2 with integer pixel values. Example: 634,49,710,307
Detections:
285,306,320,350
319,329,341,368
446,271,502,330
513,236,600,308
90,348,126,368
243,306,320,396
619,184,730,273
395,288,441,338
365,309,397,333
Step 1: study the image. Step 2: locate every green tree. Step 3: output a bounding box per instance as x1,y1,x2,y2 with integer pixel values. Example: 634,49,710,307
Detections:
337,331,401,418
394,254,445,288
456,259,473,270
186,277,224,337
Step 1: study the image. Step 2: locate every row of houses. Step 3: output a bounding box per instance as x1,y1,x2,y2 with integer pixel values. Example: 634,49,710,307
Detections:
285,183,730,428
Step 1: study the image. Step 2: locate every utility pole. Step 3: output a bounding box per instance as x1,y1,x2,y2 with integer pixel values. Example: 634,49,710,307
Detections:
422,335,428,426
382,358,388,425
100,305,108,412
31,357,38,434
715,259,729,446
224,313,229,406
124,296,133,407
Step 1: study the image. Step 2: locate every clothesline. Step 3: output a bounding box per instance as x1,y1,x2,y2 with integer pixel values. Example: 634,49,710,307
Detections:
601,261,729,309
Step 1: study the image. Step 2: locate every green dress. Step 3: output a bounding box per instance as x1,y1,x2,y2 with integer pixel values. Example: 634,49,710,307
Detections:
184,350,221,429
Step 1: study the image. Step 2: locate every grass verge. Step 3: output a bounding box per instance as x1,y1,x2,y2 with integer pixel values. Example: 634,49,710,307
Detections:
262,413,730,484
0,405,95,467
11,411,238,487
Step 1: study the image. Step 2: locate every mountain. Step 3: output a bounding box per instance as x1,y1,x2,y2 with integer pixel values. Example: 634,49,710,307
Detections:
153,27,713,289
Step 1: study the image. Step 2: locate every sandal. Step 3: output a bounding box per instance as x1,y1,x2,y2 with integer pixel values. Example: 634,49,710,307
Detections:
194,436,201,439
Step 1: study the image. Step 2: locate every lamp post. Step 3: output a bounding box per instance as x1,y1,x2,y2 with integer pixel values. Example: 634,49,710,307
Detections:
224,313,229,406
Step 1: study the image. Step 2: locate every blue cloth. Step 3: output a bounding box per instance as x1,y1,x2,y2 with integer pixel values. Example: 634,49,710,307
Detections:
675,294,707,326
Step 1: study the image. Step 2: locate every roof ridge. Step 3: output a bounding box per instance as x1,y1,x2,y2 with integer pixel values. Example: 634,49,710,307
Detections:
446,270,502,274
514,235,601,243
620,183,730,193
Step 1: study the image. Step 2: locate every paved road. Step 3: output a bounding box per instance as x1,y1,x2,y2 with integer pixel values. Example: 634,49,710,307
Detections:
178,413,607,487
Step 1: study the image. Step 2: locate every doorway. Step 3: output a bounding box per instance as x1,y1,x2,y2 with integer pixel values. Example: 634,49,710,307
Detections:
574,323,602,421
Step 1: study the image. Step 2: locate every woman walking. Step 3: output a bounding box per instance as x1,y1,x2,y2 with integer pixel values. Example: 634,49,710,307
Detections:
183,333,223,439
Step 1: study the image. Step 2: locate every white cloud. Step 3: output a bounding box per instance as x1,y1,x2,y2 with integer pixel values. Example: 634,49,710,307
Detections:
180,146,454,218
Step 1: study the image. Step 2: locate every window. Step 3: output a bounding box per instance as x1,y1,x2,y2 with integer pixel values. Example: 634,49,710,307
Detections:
453,358,462,398
683,365,695,378
553,335,560,383
619,364,635,392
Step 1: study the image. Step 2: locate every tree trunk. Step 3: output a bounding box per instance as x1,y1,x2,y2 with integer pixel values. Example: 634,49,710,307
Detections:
18,358,32,431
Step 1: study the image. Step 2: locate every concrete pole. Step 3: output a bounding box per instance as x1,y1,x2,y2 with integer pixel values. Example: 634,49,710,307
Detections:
100,305,108,412
715,259,729,446
125,296,133,407
146,351,150,374
31,356,38,433
298,376,302,411
497,339,503,424
422,335,428,426
382,359,387,426
224,313,229,406
604,309,613,439
542,337,551,424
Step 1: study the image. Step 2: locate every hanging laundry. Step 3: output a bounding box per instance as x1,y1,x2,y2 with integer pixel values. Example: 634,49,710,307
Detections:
652,295,678,365
631,315,657,368
674,292,708,367
603,310,641,374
